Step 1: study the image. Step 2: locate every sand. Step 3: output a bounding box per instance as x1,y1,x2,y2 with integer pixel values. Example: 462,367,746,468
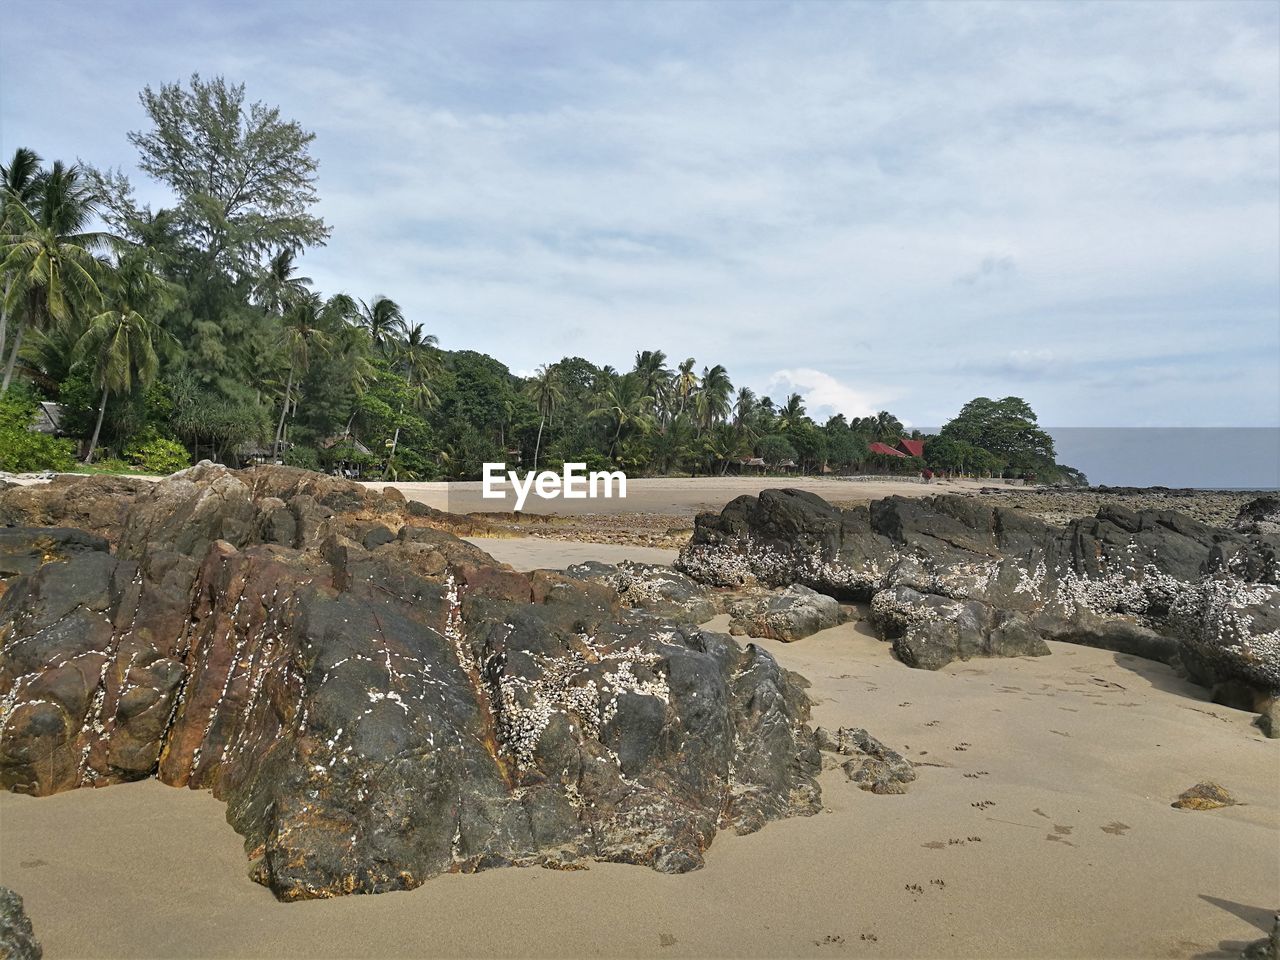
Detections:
2,494,1277,958
364,476,997,517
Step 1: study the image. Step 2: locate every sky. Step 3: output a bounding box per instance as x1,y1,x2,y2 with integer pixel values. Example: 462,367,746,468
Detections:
3,0,1279,437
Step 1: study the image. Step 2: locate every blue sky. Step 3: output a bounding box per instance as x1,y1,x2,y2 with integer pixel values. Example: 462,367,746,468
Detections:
3,0,1278,430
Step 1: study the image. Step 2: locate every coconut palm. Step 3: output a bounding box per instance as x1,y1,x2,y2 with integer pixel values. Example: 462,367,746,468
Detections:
732,386,757,429
523,363,564,470
591,373,655,460
778,392,807,432
674,358,698,415
0,161,109,393
632,349,671,419
272,292,333,457
694,363,733,432
252,249,312,317
357,295,407,353
383,323,440,474
0,148,42,363
74,253,169,462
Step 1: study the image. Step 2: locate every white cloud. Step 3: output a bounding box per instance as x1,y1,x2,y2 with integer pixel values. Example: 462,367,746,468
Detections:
765,369,889,423
3,0,1276,427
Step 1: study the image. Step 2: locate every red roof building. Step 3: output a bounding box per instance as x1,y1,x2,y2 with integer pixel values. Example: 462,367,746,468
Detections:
897,438,925,458
867,441,908,458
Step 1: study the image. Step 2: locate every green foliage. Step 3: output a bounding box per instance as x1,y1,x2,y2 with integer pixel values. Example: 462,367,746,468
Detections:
0,393,76,472
122,433,191,474
3,86,1088,486
758,434,798,467
283,445,320,470
128,74,330,272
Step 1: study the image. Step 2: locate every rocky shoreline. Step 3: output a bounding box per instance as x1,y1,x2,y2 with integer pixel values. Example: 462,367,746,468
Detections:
0,466,838,900
673,488,1279,735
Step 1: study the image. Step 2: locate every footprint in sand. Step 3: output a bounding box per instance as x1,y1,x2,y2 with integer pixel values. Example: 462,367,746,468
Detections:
659,933,677,948
1033,808,1050,819
1046,833,1075,847
1101,821,1131,836
1052,824,1073,836
1049,730,1071,737
19,859,47,868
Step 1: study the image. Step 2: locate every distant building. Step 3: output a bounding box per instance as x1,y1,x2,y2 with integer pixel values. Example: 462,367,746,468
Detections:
867,441,908,458
29,401,67,436
896,437,925,458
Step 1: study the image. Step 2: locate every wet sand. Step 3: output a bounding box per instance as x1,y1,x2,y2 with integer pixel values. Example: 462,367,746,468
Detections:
1,537,1275,958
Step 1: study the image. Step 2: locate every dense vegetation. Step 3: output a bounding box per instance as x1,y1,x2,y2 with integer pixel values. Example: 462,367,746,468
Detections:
0,75,1084,485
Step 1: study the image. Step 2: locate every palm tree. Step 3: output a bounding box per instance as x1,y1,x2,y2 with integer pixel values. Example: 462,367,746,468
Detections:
591,373,655,460
0,148,43,365
74,253,168,462
874,410,904,442
694,364,733,432
778,392,807,432
272,293,333,457
632,349,671,420
384,322,440,475
357,296,407,353
732,386,757,429
252,249,312,317
523,363,564,470
0,161,108,393
674,358,698,415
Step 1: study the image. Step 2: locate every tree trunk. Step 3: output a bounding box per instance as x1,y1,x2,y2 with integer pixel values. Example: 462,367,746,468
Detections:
272,364,295,459
85,384,109,464
0,321,26,394
385,403,404,480
532,414,545,470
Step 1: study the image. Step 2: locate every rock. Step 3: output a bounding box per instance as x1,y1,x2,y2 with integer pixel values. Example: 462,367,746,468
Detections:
1241,914,1279,960
0,886,41,960
1170,781,1237,810
1235,496,1280,535
1255,699,1280,739
0,466,831,900
679,490,1279,702
726,584,840,642
562,561,721,623
814,726,915,794
870,585,1050,670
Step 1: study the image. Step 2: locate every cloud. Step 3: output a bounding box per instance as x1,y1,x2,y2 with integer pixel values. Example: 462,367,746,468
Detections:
2,0,1276,427
765,369,888,422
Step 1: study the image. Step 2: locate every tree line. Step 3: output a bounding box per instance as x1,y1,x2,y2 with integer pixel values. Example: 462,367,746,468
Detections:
0,75,1084,486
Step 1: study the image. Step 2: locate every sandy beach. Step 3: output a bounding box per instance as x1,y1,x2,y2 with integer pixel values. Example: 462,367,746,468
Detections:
362,476,999,518
2,531,1276,958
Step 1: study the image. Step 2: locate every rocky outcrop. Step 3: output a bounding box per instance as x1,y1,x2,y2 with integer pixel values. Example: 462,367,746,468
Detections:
1242,914,1279,960
815,726,915,794
0,466,826,900
1235,496,1280,536
562,561,721,623
727,584,839,642
0,887,41,960
677,490,1279,718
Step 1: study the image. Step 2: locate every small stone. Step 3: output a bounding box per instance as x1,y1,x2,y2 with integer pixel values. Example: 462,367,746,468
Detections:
1171,781,1237,810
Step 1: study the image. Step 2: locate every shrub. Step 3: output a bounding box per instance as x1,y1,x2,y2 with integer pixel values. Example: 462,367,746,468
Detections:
0,394,77,473
757,434,798,467
283,445,320,471
123,434,191,475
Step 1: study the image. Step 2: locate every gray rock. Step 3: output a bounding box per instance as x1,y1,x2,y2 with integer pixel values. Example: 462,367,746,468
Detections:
563,560,721,623
814,726,915,794
0,467,828,901
1241,913,1279,960
727,584,840,642
679,490,1279,703
0,886,41,960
